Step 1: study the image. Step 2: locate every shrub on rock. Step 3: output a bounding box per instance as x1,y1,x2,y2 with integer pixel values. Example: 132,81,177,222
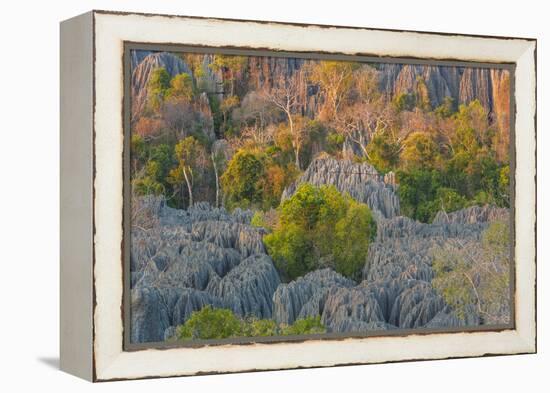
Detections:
264,183,376,280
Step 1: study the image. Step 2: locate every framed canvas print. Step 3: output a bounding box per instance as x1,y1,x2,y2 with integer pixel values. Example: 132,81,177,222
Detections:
60,10,537,382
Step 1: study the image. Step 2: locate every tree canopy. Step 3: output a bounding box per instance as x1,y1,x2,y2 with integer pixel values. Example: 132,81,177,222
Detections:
132,61,510,224
264,184,376,280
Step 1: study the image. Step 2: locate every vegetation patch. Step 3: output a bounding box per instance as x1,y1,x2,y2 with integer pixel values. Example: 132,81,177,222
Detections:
264,184,376,281
174,306,325,341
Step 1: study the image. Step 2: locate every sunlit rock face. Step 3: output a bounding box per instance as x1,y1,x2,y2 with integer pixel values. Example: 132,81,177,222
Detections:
378,63,509,118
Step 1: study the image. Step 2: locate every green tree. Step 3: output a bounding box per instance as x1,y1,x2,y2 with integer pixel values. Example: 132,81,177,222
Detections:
147,67,171,112
166,73,194,102
435,96,457,118
209,55,248,96
264,71,309,170
416,187,468,223
451,100,492,155
308,60,359,120
326,132,345,156
132,143,176,198
441,150,470,196
441,149,504,205
415,77,432,111
132,164,165,196
220,149,265,210
497,165,510,206
433,187,468,214
334,202,377,278
265,222,315,280
400,132,441,171
220,147,299,211
130,134,147,175
397,168,442,222
219,95,240,132
392,92,416,112
264,184,376,280
365,132,401,173
169,136,206,208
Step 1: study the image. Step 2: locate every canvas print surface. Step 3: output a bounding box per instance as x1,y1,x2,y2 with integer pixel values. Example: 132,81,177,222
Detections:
128,49,512,345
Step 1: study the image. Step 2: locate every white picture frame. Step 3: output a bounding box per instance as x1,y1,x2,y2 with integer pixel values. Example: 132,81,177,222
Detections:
60,10,536,382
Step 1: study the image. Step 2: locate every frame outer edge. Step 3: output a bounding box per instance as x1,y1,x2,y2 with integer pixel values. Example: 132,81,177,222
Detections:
60,11,95,382
92,11,538,380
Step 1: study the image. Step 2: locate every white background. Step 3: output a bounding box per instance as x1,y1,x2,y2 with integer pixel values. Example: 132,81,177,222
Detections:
0,0,546,391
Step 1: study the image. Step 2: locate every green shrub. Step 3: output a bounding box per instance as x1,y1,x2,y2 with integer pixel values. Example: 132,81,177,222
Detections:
177,306,242,340
264,183,376,280
280,316,325,336
175,307,326,341
242,318,279,337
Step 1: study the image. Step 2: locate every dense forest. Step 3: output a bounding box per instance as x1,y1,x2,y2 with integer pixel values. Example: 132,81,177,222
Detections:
129,50,511,343
131,52,510,221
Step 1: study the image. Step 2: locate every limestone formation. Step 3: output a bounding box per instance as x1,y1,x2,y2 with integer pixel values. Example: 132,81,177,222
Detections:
459,68,493,111
432,205,509,224
281,156,400,219
272,269,354,325
321,286,385,332
130,196,277,342
377,62,509,124
131,53,509,133
130,195,509,342
207,254,281,319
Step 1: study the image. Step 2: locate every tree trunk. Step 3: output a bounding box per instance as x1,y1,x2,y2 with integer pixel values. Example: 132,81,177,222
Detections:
212,152,220,208
295,144,301,170
287,112,301,170
182,167,193,208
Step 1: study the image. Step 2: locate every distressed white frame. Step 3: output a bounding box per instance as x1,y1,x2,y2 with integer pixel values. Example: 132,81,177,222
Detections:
90,11,536,381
